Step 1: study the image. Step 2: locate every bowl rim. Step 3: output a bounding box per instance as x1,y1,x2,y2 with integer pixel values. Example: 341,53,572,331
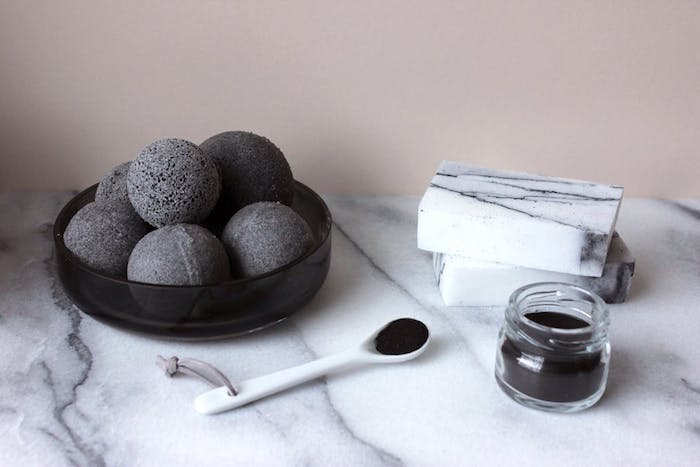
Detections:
54,180,333,289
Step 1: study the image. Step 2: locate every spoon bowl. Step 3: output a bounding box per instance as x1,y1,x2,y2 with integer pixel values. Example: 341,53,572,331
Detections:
358,318,431,363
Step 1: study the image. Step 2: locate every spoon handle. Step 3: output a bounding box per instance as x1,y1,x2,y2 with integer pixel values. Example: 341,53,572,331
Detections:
194,349,365,414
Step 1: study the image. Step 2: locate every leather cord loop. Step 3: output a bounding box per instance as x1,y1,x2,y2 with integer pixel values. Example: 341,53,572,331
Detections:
156,355,238,397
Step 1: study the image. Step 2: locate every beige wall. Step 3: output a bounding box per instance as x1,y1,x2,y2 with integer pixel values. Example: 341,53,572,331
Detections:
1,1,698,196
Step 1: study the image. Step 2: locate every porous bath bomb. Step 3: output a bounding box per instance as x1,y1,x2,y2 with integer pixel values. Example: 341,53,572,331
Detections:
64,200,149,276
222,202,314,277
95,161,132,206
127,224,230,286
127,139,221,227
200,131,294,219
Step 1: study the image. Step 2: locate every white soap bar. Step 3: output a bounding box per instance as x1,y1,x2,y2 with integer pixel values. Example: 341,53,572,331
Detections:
434,233,635,306
417,161,624,277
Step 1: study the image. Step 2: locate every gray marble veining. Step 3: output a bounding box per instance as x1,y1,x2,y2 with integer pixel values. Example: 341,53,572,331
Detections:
0,193,699,466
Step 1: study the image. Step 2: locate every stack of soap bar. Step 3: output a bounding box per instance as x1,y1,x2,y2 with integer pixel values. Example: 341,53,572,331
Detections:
418,161,633,306
434,233,635,306
418,161,624,277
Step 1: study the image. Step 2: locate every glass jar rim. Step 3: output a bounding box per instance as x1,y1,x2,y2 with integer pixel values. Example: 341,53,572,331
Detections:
507,282,610,339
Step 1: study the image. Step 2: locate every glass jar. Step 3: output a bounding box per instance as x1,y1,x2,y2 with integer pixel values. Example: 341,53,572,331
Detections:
495,282,611,412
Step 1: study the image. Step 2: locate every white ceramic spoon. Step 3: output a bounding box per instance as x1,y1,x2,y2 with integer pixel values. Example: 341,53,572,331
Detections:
195,318,430,415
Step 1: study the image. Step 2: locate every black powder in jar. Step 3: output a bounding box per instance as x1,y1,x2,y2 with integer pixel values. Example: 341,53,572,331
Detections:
499,312,606,403
495,283,611,412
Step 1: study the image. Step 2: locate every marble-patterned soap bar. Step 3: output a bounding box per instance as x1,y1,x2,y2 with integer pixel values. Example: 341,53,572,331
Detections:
417,161,624,277
434,233,635,306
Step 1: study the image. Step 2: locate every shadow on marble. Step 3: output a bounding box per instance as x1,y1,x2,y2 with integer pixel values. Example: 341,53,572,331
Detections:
595,345,638,407
290,236,379,323
625,257,648,302
413,333,447,365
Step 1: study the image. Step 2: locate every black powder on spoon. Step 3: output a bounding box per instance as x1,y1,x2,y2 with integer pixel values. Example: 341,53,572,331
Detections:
499,311,606,403
374,318,429,355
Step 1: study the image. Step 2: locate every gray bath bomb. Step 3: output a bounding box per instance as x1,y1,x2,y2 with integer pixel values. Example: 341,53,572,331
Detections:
64,200,149,276
200,131,294,219
222,202,314,277
127,224,230,286
95,161,132,206
127,139,221,227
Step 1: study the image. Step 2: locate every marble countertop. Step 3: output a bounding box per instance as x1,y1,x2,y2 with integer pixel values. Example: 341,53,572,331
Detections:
1,193,699,466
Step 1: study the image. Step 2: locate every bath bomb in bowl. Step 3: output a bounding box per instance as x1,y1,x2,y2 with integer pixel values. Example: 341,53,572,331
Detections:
222,202,314,277
95,161,132,207
127,139,221,227
64,200,149,276
127,224,230,286
200,131,294,219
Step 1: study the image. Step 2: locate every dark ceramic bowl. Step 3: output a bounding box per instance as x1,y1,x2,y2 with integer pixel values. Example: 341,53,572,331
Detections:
54,182,332,340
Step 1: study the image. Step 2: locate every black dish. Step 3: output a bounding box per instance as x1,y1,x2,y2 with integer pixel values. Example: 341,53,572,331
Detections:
54,182,332,340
